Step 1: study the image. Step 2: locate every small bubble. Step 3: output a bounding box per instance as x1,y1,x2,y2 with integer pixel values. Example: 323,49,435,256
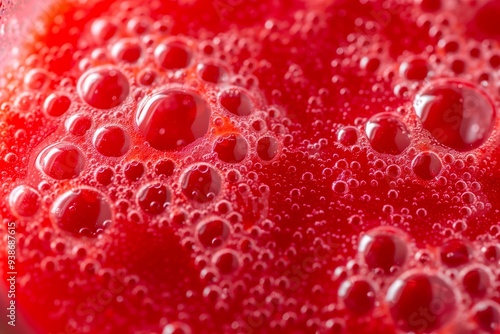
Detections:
155,159,175,177
138,68,157,86
91,18,117,43
93,125,130,157
196,217,231,248
4,153,18,164
483,244,500,262
155,39,192,70
219,87,254,116
127,17,151,35
124,161,145,182
214,134,248,163
461,265,491,298
111,39,142,63
360,56,380,72
8,185,41,218
256,136,279,161
338,278,376,315
51,188,112,237
451,59,465,74
65,114,92,136
181,164,222,203
337,126,358,146
95,166,114,186
24,68,50,90
399,58,429,80
213,249,240,274
14,92,33,111
78,67,130,109
162,321,192,334
137,183,171,215
365,113,411,155
332,181,348,194
412,152,442,180
358,227,408,274
136,89,211,151
439,239,472,268
36,142,85,180
43,93,71,117
197,62,227,83
472,300,500,333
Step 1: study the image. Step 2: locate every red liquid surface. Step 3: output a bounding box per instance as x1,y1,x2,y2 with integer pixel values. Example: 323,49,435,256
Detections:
1,0,500,333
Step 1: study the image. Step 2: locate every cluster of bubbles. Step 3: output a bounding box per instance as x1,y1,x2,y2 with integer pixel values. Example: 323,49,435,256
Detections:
333,225,500,333
3,0,500,333
4,5,289,331
323,0,500,332
7,11,286,236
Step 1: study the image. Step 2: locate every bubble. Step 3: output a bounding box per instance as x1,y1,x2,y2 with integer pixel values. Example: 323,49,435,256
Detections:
126,17,151,35
124,161,144,182
8,185,41,218
213,249,240,274
337,126,358,146
93,125,130,157
332,181,348,194
51,188,112,237
360,57,380,72
24,68,50,90
135,89,211,151
358,227,408,274
65,114,92,136
4,153,18,164
489,54,500,68
90,18,117,43
399,58,429,80
214,134,248,163
196,217,231,248
181,164,222,203
472,300,500,333
155,40,192,70
452,220,467,233
461,265,490,298
414,79,495,151
325,318,345,334
365,113,411,155
111,39,142,63
483,244,500,262
14,92,33,111
155,159,175,177
77,67,130,109
43,93,71,117
138,68,156,86
95,166,114,186
338,278,376,315
219,88,254,116
439,239,472,267
438,39,459,53
197,62,227,83
137,183,171,215
451,59,465,74
462,192,476,204
386,272,457,333
162,321,192,334
36,142,85,180
257,136,279,161
412,152,442,180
